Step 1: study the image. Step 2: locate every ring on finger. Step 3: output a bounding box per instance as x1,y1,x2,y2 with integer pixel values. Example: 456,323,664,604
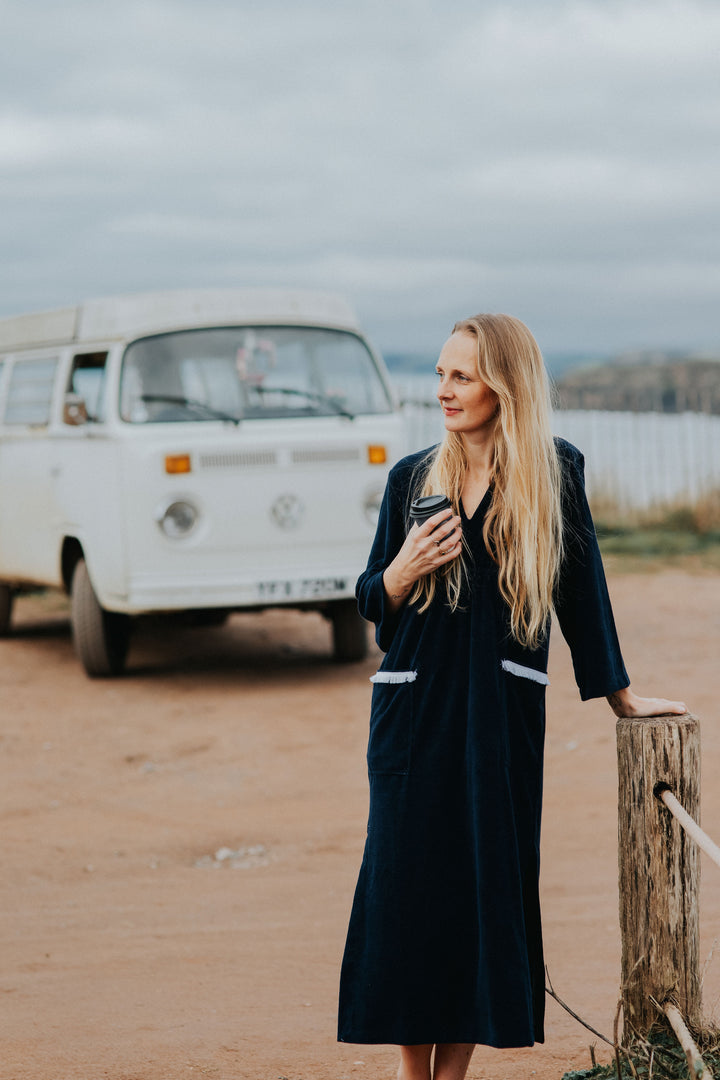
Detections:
434,539,442,547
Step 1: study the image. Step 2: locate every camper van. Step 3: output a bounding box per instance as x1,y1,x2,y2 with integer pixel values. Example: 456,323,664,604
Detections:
0,289,405,676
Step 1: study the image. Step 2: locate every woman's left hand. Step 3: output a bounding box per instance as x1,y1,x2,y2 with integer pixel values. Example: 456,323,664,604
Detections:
607,686,687,718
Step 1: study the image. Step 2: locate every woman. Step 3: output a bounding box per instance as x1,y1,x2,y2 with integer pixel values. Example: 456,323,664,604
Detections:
337,314,685,1080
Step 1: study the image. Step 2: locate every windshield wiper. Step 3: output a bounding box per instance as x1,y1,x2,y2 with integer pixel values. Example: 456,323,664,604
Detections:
250,386,355,420
139,394,241,424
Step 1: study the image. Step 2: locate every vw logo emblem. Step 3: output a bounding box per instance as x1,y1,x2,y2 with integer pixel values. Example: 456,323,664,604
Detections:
270,493,304,530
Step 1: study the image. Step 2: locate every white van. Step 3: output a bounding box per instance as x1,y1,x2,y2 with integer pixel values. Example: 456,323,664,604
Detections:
0,289,405,676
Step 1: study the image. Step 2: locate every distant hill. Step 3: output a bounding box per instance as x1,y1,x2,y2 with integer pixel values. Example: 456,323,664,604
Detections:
556,354,720,414
384,349,720,414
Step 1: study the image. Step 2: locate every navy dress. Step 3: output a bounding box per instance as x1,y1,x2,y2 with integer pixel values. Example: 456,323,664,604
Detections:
338,439,628,1048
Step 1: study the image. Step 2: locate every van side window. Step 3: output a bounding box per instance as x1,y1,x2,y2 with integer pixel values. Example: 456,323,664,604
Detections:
67,351,108,422
3,357,58,426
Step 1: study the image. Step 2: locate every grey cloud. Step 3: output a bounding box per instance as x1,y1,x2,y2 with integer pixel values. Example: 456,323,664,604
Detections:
0,0,719,352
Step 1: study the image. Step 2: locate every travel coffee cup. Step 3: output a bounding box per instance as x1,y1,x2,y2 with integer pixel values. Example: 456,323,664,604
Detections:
409,494,452,531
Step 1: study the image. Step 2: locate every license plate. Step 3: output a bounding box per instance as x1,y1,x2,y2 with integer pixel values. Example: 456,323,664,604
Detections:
257,576,349,600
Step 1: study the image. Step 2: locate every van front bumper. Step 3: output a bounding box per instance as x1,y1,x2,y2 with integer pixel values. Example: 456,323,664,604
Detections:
109,570,358,613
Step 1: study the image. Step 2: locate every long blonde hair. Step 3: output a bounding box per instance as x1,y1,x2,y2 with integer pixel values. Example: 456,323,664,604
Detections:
410,313,564,649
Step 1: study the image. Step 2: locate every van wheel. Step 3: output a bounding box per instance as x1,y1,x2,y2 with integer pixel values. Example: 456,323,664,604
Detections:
71,559,130,677
0,585,13,636
329,600,368,662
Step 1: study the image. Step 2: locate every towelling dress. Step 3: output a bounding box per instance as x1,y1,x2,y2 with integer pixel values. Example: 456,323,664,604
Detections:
338,439,629,1048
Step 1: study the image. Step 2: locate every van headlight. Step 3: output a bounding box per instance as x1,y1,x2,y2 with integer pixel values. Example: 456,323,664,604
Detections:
156,499,199,538
363,488,384,527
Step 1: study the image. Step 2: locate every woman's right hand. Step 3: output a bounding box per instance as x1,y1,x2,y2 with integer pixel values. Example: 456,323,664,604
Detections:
382,510,463,608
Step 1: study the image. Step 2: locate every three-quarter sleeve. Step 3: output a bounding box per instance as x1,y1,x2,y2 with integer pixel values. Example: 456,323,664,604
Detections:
355,460,414,653
554,442,630,701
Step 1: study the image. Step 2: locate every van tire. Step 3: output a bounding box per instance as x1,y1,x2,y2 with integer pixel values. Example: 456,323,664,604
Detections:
0,585,13,636
71,559,130,677
330,600,368,662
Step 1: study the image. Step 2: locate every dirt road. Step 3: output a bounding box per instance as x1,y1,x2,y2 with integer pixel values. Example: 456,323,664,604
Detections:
3,570,720,1080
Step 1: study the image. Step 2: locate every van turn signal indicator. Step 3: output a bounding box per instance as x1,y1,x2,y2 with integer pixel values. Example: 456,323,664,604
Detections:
165,454,192,474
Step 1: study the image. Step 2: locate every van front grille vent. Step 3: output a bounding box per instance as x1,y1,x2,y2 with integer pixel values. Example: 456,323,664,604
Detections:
199,450,278,469
291,447,361,465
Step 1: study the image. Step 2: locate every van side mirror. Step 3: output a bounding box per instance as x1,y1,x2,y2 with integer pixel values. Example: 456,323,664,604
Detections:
63,392,89,426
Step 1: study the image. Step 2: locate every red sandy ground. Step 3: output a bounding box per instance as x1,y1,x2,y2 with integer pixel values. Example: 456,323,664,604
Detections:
2,569,720,1080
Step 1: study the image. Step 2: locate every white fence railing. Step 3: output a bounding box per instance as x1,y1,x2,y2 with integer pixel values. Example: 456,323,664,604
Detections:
553,410,720,513
397,393,720,513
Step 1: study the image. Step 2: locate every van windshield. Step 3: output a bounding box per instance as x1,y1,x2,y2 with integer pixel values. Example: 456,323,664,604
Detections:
119,326,393,423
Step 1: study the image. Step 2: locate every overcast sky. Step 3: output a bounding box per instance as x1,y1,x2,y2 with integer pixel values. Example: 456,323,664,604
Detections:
1,0,719,357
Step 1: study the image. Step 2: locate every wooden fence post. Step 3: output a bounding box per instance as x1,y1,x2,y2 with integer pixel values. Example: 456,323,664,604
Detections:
617,713,701,1040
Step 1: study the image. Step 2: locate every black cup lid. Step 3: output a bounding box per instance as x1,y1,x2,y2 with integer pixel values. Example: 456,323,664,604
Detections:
409,494,452,518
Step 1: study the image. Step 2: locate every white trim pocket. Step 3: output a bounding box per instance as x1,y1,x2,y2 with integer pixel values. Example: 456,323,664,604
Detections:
370,670,418,685
501,659,549,686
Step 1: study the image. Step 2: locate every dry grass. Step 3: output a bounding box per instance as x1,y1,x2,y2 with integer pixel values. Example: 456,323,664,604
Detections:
562,1023,720,1079
591,492,720,573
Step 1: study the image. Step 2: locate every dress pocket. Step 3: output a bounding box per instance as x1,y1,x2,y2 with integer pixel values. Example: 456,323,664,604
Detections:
367,672,416,775
500,659,549,685
369,670,417,684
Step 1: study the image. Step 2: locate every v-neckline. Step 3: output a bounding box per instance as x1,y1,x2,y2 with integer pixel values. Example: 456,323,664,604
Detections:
460,483,493,523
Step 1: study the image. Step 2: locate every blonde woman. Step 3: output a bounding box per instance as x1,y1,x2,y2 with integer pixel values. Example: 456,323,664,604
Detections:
338,315,685,1080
